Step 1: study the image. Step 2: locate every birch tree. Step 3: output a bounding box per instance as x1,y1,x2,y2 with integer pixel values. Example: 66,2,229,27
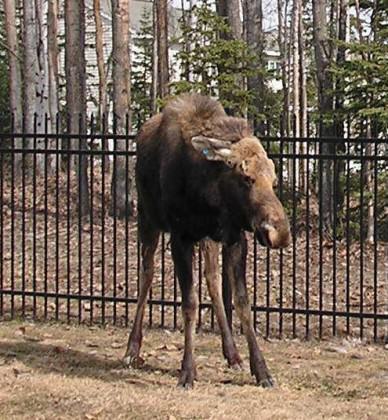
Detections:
35,0,50,138
4,0,23,173
22,0,38,142
93,0,110,170
111,0,133,218
48,0,59,135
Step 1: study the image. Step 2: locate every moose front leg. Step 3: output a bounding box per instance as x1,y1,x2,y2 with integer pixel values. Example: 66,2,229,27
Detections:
223,233,274,388
200,239,242,369
171,234,198,388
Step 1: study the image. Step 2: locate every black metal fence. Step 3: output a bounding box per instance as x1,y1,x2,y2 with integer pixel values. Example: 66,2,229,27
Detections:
0,121,387,342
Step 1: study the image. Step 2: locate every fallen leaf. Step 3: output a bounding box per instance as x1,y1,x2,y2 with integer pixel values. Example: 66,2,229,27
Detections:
85,340,99,348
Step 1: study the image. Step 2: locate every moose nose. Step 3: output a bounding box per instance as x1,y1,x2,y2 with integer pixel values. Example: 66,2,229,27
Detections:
260,221,291,249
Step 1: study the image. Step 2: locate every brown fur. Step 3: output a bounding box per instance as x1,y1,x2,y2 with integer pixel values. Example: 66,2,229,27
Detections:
125,94,291,388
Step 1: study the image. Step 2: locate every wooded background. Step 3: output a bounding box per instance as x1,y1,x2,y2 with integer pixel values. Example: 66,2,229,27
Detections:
0,0,387,236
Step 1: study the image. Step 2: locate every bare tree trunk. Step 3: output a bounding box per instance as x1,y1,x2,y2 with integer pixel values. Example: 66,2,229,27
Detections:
217,0,243,113
298,0,307,190
35,0,50,173
365,121,374,243
290,0,301,189
333,0,348,214
65,0,89,216
313,0,335,232
4,0,23,174
151,0,158,112
218,0,243,39
111,0,133,218
22,0,38,140
93,0,110,171
354,0,374,243
292,0,300,139
244,0,265,133
156,0,169,99
277,0,290,137
48,0,59,136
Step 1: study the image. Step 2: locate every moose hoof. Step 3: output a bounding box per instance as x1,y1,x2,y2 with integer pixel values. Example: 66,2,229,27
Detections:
227,354,243,371
230,362,243,371
123,355,144,369
177,368,196,389
257,376,275,388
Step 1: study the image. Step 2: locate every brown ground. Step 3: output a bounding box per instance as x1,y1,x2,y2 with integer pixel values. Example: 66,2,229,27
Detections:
0,320,387,419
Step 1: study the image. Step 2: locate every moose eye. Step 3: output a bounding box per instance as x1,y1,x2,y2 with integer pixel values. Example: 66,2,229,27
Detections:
244,175,254,186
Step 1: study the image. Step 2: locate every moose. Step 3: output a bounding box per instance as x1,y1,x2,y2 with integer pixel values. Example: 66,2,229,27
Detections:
124,94,291,388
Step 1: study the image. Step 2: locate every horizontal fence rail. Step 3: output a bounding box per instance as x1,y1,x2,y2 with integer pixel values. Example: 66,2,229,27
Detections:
0,121,387,342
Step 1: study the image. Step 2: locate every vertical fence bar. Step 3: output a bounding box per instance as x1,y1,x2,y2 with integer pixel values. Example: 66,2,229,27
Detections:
292,137,297,337
112,117,118,325
66,117,71,322
90,114,95,324
305,137,310,339
101,113,106,324
21,117,26,316
55,114,60,321
253,237,258,332
32,114,37,319
44,114,49,319
279,135,284,337
345,136,351,335
10,115,15,318
222,249,233,329
148,232,153,328
198,245,202,328
373,138,378,341
125,115,130,327
222,248,233,330
161,233,166,327
77,114,83,323
359,138,365,339
265,247,271,338
332,141,338,336
318,133,324,338
266,122,273,336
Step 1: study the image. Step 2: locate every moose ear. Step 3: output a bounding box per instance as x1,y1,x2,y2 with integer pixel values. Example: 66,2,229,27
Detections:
191,135,232,162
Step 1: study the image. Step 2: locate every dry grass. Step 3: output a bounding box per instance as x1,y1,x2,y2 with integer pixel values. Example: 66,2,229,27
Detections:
0,320,387,419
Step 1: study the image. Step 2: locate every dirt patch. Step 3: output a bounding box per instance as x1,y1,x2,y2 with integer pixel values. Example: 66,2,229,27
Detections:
0,320,387,419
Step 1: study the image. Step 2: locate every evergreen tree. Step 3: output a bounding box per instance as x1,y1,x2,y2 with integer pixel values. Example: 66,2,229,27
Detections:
0,11,11,132
171,1,264,118
332,2,388,136
131,7,153,129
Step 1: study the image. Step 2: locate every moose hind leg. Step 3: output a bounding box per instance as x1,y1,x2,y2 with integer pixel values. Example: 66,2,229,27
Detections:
224,234,274,388
124,224,159,367
171,234,197,388
200,239,242,369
